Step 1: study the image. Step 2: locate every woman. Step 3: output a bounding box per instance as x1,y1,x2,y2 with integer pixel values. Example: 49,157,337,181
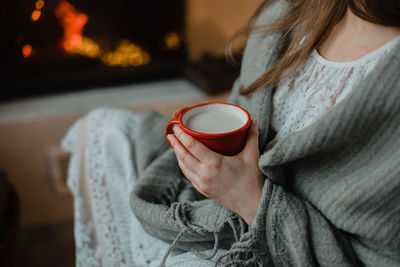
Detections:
62,0,400,266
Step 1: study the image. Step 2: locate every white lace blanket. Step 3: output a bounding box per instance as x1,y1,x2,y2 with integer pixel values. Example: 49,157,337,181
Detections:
62,108,223,266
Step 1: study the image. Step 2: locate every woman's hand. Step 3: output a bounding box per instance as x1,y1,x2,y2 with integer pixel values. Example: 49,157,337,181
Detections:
167,119,264,225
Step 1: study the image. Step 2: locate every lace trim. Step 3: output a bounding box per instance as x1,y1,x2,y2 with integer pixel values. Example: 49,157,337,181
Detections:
67,149,102,267
85,109,129,266
63,116,102,266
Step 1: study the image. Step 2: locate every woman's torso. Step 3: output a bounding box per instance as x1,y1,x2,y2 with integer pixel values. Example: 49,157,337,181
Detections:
270,35,400,142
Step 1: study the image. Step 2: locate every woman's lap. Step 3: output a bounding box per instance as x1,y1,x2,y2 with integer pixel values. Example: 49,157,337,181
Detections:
62,107,220,266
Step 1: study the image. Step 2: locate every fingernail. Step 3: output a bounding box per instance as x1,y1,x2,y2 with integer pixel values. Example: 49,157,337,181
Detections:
167,134,173,141
173,125,179,132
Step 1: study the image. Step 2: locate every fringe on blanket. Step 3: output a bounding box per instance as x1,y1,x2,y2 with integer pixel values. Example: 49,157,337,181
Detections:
158,202,261,267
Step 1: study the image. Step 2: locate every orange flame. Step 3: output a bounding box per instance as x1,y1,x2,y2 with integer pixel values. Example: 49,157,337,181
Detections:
55,1,88,52
54,1,150,67
101,40,150,67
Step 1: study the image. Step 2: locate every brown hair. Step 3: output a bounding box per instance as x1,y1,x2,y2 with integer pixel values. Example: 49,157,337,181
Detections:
228,0,400,96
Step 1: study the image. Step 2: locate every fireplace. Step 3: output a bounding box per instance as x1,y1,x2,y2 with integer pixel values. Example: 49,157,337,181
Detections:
1,0,185,100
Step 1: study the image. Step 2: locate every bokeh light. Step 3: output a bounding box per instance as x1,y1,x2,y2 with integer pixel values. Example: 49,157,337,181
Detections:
31,10,41,21
35,0,45,9
164,32,181,50
22,44,33,58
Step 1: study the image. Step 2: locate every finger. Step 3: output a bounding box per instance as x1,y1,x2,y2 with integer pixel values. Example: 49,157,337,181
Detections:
173,106,189,118
177,158,202,185
191,181,208,197
168,133,201,171
240,119,259,156
173,126,217,162
177,161,208,197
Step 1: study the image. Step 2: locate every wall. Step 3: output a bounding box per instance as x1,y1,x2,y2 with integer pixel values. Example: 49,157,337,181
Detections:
186,0,262,60
0,115,78,227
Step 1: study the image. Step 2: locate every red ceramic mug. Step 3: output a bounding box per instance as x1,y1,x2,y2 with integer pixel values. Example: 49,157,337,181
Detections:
165,102,251,156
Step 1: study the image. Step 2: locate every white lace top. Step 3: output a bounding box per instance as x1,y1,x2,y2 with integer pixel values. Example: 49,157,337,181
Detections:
271,35,400,142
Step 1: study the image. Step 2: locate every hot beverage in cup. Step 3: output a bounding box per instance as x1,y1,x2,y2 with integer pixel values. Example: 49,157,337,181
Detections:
166,102,251,156
182,104,247,134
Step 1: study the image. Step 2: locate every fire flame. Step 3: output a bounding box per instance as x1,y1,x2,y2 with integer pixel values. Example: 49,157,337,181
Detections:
55,1,88,52
73,37,101,58
54,1,151,67
101,40,150,67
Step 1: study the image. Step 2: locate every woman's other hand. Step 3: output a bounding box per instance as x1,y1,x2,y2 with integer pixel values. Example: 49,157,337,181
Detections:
167,119,263,226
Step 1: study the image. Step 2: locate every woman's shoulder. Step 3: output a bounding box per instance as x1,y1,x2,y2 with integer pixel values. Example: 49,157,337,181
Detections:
255,0,291,27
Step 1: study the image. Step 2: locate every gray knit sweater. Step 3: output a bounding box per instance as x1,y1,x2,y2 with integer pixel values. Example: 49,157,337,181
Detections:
130,0,400,266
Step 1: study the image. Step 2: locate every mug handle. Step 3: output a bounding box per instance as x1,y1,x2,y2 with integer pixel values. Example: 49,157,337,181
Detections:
165,107,189,148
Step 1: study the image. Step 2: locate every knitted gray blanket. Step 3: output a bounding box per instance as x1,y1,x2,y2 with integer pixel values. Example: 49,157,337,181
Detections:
130,1,400,266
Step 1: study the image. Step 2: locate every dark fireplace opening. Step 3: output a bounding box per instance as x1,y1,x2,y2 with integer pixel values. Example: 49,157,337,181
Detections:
1,0,186,101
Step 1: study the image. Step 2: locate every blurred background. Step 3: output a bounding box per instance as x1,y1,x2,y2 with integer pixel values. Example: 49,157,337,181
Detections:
0,0,261,266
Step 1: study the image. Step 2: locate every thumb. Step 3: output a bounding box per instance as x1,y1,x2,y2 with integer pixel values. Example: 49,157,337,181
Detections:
173,106,189,118
240,119,259,157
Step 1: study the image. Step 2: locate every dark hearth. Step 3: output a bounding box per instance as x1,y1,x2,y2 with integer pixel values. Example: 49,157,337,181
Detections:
1,0,185,101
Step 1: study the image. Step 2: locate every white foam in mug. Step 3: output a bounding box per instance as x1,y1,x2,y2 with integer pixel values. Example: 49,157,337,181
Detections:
182,103,248,134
